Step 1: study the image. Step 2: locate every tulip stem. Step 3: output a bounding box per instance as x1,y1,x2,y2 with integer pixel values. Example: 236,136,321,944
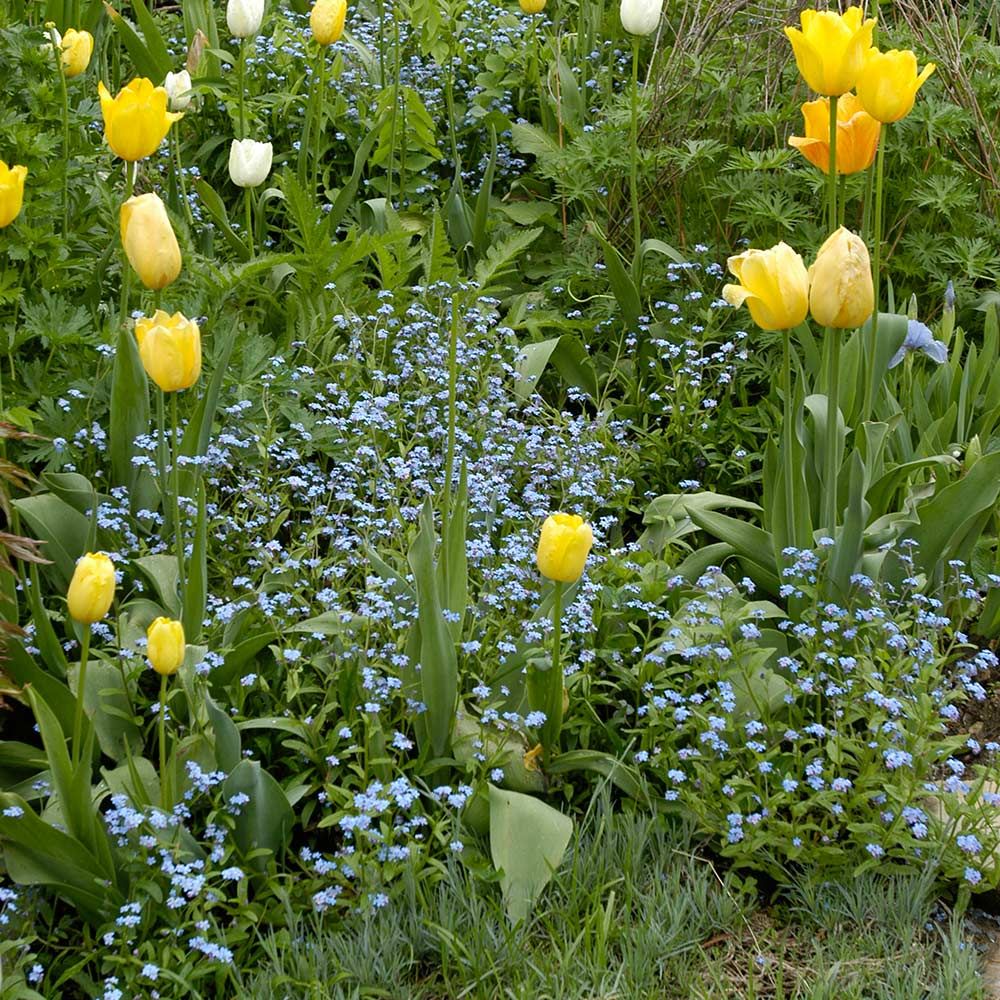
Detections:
629,37,641,266
244,187,254,257
542,581,564,761
157,388,171,535
71,628,91,769
863,135,887,421
56,43,70,236
314,48,328,196
781,329,797,555
441,289,460,558
170,391,187,612
827,95,838,231
237,38,247,139
119,162,135,329
172,127,194,229
822,327,841,537
158,673,170,810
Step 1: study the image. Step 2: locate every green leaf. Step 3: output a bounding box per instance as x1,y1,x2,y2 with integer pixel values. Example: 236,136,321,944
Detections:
194,179,251,260
440,461,468,642
133,554,181,617
473,227,542,295
205,693,241,772
545,750,645,802
109,321,150,496
407,498,457,756
514,335,598,401
0,793,122,925
13,493,89,590
222,760,293,872
471,127,498,259
488,785,573,924
184,479,208,642
587,222,640,330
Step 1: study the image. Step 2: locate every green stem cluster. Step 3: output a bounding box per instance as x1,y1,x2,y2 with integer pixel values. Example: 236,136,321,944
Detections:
864,135,887,420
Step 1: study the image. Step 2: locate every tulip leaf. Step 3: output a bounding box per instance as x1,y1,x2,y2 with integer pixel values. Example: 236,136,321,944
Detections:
488,785,573,924
0,792,122,926
194,179,251,260
471,126,498,259
104,1,172,81
184,478,208,642
222,760,293,872
13,492,89,590
407,498,457,756
515,334,598,401
133,554,181,617
109,320,150,501
586,222,641,330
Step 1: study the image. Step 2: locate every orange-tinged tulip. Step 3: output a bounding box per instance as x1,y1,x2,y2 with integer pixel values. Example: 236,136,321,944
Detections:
67,552,116,624
310,0,346,44
536,514,593,583
789,93,880,174
723,243,810,331
135,310,201,392
0,162,27,228
120,193,181,290
98,78,182,161
147,617,186,676
61,28,94,77
784,6,875,97
809,227,873,329
857,48,936,123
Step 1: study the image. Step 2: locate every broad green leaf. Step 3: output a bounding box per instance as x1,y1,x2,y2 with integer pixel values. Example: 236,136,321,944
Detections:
109,321,150,497
488,785,573,924
407,498,457,756
184,479,208,641
222,760,293,872
514,335,598,401
13,492,89,589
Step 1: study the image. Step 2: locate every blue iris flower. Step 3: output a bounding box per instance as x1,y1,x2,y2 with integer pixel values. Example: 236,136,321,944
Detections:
888,320,949,370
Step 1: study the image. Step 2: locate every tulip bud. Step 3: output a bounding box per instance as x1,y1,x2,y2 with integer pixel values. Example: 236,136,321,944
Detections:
120,193,182,291
61,29,94,78
722,242,810,331
784,6,875,97
135,310,202,393
519,0,546,11
228,138,273,188
0,161,27,228
620,0,662,36
163,69,193,111
310,0,347,44
147,617,186,676
98,78,182,162
227,0,265,38
67,552,116,624
808,227,874,329
857,48,935,124
536,513,594,583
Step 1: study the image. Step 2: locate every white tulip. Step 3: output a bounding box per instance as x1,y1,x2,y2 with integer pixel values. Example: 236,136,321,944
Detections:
229,138,273,188
164,70,193,112
620,0,662,36
226,0,264,38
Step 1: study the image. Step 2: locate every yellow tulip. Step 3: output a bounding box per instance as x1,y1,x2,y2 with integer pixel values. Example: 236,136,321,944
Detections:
0,162,27,228
519,0,546,11
98,78,182,161
722,243,809,331
120,193,182,291
789,93,880,175
135,310,201,392
310,0,347,44
67,552,116,624
536,513,593,583
61,29,94,78
147,617,186,676
784,6,875,97
808,227,873,329
857,48,936,124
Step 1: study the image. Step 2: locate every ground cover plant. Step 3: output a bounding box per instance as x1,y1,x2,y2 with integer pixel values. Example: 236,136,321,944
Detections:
4,0,1000,997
